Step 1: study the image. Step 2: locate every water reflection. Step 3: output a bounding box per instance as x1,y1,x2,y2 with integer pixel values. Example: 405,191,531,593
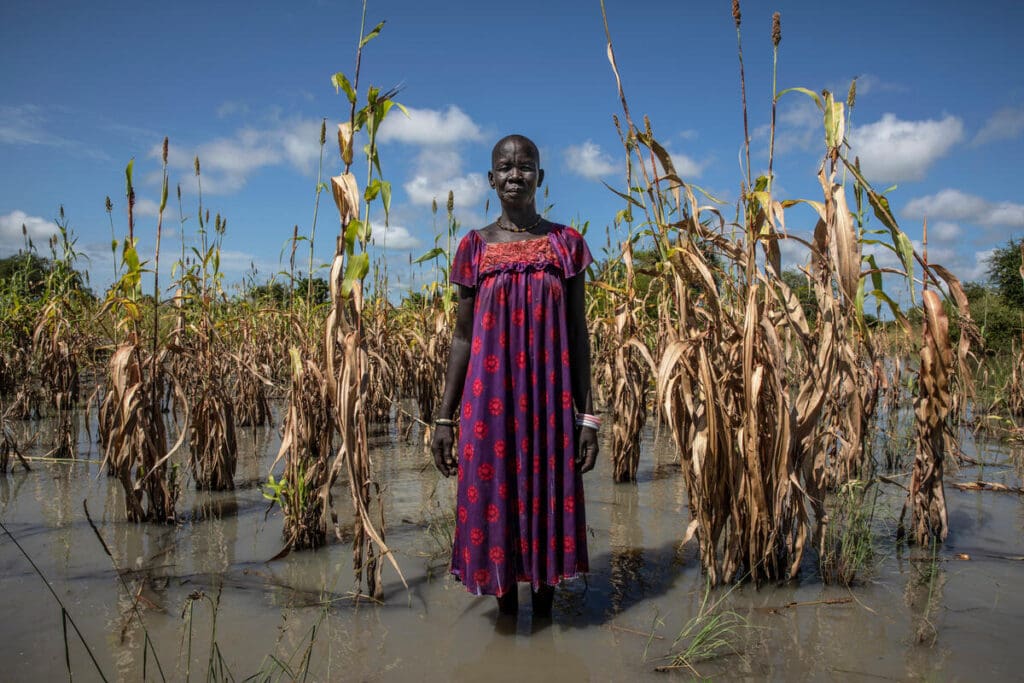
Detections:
452,615,590,682
608,485,645,614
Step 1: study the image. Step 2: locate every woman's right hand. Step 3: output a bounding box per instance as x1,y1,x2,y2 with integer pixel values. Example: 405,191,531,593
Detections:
431,425,457,477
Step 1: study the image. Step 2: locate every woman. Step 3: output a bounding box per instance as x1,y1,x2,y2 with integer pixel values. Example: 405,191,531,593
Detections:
431,134,599,617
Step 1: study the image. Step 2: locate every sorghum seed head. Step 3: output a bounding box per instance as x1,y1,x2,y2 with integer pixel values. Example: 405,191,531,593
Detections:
162,136,169,164
732,0,741,27
772,12,781,47
319,119,327,146
447,190,454,214
194,155,201,176
105,196,113,212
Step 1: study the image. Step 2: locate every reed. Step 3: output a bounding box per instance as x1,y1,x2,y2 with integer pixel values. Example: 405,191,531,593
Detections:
99,148,182,522
599,0,973,584
272,1,406,598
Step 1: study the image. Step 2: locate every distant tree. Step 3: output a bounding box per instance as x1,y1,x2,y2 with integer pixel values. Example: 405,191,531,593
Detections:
246,276,329,307
986,238,1024,309
0,252,88,301
960,280,1023,353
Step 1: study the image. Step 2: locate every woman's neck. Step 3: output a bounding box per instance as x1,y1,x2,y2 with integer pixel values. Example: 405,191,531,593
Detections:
500,207,541,229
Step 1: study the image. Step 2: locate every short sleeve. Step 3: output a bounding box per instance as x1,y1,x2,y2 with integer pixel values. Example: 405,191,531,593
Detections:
450,231,481,287
551,226,593,279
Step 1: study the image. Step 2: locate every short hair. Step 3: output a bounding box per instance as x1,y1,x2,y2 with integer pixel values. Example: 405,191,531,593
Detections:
491,135,540,167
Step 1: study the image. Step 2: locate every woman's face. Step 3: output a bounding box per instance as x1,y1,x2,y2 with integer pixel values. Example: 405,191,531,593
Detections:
488,138,544,208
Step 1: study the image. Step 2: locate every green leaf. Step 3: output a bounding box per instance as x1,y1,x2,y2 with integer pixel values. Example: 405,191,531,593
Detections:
159,176,168,213
123,244,140,273
344,218,363,252
413,247,445,264
380,181,391,218
359,20,385,49
776,87,823,110
601,182,644,209
331,72,357,104
341,253,369,296
823,90,844,150
364,179,381,202
125,158,135,195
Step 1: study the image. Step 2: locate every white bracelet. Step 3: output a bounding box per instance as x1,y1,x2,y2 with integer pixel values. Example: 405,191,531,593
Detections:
575,413,601,430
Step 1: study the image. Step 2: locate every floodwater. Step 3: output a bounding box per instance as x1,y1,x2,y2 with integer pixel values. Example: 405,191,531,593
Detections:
1,407,1023,682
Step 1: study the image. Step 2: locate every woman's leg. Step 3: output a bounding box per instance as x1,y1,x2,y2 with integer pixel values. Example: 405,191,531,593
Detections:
531,585,554,617
497,586,518,615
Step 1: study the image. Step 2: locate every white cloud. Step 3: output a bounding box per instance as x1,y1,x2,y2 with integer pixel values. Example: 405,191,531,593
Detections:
402,147,488,210
370,224,421,250
0,210,59,254
378,105,483,145
216,101,250,119
973,106,1024,146
155,118,325,195
564,140,617,180
405,172,487,209
958,249,996,281
133,197,161,218
0,104,49,146
667,150,705,179
0,104,108,159
756,96,820,154
902,188,1024,228
929,221,961,241
849,113,963,183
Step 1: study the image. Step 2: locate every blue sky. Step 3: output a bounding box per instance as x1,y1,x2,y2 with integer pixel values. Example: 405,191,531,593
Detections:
2,0,1022,301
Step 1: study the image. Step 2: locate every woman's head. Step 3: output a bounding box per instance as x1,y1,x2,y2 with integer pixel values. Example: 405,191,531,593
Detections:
488,135,544,209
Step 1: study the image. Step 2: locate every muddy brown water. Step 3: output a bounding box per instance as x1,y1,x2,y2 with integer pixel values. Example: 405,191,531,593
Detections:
1,408,1023,681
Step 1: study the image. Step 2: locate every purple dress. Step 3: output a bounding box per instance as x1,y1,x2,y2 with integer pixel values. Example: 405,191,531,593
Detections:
449,224,593,597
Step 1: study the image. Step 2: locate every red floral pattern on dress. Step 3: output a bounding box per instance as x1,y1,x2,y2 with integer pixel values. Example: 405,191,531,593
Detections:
463,402,473,420
479,237,557,275
449,226,592,597
488,397,503,416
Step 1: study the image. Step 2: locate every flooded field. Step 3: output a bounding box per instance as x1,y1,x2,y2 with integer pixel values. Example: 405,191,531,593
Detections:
2,409,1023,681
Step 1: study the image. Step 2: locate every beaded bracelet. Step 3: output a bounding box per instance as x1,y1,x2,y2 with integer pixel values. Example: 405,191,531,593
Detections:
434,417,457,427
575,413,601,430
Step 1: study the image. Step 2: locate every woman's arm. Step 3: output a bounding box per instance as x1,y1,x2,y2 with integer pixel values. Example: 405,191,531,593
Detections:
431,284,476,477
565,272,598,473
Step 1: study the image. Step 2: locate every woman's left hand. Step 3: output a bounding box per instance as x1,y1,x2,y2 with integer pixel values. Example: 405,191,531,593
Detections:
575,426,599,474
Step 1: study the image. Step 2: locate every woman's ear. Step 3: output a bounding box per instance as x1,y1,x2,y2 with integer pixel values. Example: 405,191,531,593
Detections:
537,168,545,188
488,170,496,188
